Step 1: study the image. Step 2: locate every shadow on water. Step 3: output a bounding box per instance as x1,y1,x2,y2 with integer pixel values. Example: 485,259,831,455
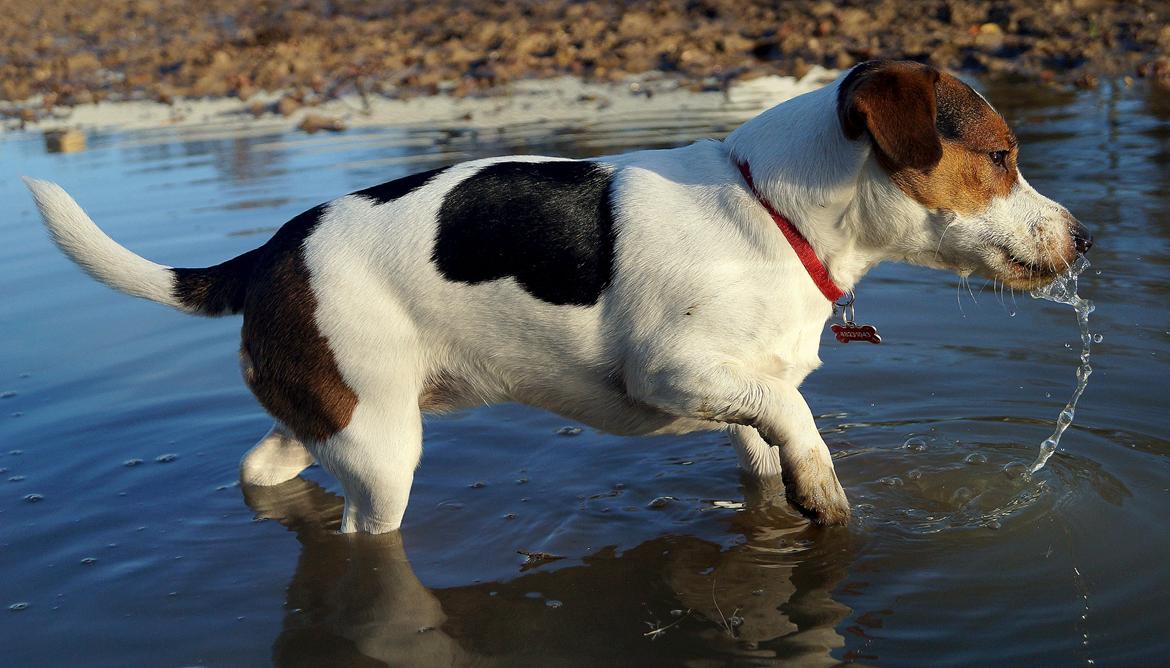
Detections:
243,477,856,667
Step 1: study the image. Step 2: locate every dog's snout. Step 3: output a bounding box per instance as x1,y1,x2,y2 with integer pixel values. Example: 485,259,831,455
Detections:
1071,221,1093,254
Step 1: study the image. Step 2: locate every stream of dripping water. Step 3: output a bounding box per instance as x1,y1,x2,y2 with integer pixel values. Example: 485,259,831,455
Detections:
1028,254,1096,473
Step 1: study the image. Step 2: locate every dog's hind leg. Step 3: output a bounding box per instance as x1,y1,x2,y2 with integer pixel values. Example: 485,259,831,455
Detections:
730,424,783,480
239,423,317,486
311,392,423,534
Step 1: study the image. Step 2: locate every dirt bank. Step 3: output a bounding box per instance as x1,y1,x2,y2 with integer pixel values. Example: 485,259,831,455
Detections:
3,0,1169,113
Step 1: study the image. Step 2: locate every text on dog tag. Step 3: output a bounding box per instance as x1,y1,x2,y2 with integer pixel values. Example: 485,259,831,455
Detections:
831,322,881,344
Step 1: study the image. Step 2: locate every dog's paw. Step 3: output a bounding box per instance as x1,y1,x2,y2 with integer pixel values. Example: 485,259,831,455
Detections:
782,465,851,526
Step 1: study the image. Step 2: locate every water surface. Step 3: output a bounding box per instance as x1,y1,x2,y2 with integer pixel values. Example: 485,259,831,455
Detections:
2,81,1168,666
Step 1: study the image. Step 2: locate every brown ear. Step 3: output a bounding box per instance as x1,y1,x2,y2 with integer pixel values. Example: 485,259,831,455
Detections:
838,60,943,171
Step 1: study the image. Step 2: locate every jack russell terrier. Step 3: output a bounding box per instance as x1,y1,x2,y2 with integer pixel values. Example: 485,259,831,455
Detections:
25,60,1092,533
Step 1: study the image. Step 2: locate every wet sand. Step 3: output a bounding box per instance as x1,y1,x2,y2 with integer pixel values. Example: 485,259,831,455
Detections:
4,0,1170,123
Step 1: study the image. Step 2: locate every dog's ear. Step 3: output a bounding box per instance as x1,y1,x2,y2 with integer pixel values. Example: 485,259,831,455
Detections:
838,60,943,171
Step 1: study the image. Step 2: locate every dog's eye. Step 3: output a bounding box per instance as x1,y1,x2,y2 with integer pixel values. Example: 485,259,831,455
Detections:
989,150,1009,168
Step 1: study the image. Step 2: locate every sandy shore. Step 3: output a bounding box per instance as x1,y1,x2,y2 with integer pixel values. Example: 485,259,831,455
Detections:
4,68,839,140
3,0,1169,128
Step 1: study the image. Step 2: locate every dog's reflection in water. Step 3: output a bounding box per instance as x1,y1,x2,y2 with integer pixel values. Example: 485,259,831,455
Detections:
243,478,855,667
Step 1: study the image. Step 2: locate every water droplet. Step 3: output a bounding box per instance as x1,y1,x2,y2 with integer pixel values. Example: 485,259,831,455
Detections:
469,481,485,489
503,513,517,520
8,450,23,456
123,459,143,467
515,478,528,484
545,599,563,608
907,469,923,480
555,426,582,436
903,436,928,452
80,557,97,565
964,452,988,465
1064,342,1072,349
878,476,903,487
8,602,29,612
154,454,178,463
1092,333,1103,343
647,496,674,509
0,391,16,399
8,475,25,482
23,493,44,503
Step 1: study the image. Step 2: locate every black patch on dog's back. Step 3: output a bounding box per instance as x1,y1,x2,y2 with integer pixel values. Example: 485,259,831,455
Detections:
433,161,616,306
351,166,447,204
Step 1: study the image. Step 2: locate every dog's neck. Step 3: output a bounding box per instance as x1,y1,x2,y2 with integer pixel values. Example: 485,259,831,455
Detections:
724,80,886,293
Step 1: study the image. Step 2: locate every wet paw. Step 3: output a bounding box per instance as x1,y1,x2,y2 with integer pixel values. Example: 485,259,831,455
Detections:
783,469,851,526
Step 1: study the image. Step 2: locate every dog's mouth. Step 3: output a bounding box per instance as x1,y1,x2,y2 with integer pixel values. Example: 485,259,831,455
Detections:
987,244,1064,289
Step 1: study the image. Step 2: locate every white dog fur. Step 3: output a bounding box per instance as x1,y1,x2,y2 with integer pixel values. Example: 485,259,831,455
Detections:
25,60,1089,533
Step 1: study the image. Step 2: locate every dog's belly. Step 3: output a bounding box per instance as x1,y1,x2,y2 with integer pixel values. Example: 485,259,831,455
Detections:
418,365,720,437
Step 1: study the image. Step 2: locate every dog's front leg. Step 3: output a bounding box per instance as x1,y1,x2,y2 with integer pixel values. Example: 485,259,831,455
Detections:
631,365,850,525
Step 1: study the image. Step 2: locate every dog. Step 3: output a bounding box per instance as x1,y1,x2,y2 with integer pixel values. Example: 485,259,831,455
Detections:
25,60,1091,533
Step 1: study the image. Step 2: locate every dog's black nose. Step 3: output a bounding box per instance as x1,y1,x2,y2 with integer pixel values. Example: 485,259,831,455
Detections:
1072,223,1094,254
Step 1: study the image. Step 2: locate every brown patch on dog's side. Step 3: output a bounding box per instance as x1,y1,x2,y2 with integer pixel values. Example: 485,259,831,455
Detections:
240,205,357,443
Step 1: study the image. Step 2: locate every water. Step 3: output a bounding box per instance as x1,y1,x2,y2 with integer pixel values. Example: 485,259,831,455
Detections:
1029,254,1097,473
3,79,1170,665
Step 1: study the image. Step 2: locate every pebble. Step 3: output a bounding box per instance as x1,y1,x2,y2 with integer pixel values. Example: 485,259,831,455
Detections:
647,496,675,509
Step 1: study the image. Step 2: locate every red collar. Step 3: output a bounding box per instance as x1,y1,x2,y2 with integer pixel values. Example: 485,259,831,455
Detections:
736,160,845,303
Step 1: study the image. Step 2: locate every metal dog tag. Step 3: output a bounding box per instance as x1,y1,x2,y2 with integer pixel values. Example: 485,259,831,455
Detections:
831,292,882,344
831,322,882,344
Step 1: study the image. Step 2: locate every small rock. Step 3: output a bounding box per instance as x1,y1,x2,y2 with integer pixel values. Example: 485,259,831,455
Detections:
44,129,86,153
647,496,675,509
297,113,346,133
277,95,302,117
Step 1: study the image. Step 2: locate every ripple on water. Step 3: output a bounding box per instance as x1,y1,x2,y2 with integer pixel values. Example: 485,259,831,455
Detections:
844,432,1124,536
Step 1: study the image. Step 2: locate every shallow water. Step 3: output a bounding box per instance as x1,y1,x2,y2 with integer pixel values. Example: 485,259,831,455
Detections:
2,80,1169,666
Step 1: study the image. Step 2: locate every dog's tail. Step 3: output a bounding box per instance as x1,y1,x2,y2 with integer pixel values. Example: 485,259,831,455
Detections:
23,177,258,317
